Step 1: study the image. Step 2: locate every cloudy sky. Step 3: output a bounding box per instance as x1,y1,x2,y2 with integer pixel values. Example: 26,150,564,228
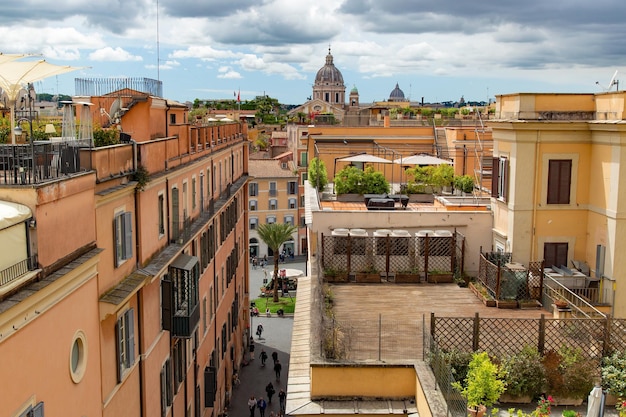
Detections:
2,0,626,105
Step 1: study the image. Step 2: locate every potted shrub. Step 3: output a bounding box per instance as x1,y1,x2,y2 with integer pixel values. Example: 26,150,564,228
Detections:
453,352,505,417
601,350,626,406
469,281,496,307
543,346,597,405
499,346,546,403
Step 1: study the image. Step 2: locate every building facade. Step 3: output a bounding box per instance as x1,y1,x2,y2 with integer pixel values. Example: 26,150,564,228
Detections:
0,82,250,417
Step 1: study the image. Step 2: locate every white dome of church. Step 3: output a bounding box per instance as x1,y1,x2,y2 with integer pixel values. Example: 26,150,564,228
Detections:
389,83,406,102
315,49,344,86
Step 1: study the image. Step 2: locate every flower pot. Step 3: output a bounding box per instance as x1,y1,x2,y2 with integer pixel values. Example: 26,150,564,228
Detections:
496,299,518,309
467,405,487,417
427,273,453,283
355,272,381,283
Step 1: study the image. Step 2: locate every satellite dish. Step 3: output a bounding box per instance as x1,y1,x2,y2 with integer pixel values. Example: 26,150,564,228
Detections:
102,98,127,125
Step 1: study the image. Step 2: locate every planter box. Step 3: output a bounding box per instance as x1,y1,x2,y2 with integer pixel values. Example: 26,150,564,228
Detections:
395,273,420,283
324,273,348,283
469,282,496,307
519,299,542,310
496,299,518,309
355,273,381,283
499,393,532,404
408,193,435,203
336,193,363,202
551,396,583,406
427,273,454,283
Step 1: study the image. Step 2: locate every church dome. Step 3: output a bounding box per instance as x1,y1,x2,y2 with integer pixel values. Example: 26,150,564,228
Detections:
315,49,344,86
389,83,406,101
350,85,358,94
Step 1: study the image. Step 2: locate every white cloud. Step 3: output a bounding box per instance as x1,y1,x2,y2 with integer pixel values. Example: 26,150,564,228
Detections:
89,47,143,62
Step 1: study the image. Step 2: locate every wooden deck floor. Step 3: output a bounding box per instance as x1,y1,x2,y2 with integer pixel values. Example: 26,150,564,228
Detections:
326,282,549,361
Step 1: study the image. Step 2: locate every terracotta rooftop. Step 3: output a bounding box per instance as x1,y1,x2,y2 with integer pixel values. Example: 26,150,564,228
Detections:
248,159,297,178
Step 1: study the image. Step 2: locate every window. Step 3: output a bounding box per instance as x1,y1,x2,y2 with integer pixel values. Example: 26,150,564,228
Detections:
288,181,297,195
269,182,277,197
160,358,172,417
300,216,306,227
266,216,276,224
69,330,87,383
249,200,257,211
19,402,44,417
249,183,258,197
544,242,568,268
288,198,297,209
250,217,258,230
158,194,165,236
170,114,176,124
301,195,305,207
300,151,308,167
284,215,294,226
202,297,207,334
302,172,308,185
491,157,508,201
547,159,572,204
116,308,135,381
269,199,278,210
114,211,133,267
192,177,197,209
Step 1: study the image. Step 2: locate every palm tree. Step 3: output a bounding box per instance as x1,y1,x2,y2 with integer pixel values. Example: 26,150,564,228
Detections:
256,223,298,302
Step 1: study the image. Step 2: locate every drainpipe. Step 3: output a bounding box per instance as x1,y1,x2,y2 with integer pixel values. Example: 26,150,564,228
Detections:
166,178,171,243
165,101,171,137
136,291,145,417
531,131,541,261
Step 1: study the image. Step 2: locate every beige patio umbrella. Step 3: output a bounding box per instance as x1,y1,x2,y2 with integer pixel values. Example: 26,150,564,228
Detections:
0,59,83,143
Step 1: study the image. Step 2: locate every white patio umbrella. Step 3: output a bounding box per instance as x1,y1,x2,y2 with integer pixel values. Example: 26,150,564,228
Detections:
0,59,83,143
393,154,452,166
338,154,392,164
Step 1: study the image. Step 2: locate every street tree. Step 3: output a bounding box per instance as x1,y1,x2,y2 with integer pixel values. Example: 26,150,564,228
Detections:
256,223,298,302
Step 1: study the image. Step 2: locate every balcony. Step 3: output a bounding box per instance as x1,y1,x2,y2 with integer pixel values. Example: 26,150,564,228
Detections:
173,300,200,338
0,256,39,298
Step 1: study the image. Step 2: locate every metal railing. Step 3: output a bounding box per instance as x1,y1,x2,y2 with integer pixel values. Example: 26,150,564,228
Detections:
543,275,606,319
427,333,467,417
0,256,38,287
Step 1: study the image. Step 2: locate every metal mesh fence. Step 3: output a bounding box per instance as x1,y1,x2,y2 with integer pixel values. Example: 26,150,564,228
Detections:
427,333,468,417
319,315,423,362
478,252,544,301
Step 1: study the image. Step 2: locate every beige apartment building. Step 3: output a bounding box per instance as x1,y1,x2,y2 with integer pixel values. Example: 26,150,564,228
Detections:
248,155,301,258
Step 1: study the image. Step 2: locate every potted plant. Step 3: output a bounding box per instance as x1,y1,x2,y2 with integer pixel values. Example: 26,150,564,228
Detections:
395,266,420,283
543,346,597,405
453,352,505,417
499,346,546,403
601,350,626,406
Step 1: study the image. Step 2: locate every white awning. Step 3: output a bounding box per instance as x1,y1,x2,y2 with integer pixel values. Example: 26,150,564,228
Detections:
0,200,31,230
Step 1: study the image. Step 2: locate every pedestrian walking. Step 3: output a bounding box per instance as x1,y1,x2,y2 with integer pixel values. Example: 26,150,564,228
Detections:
256,324,264,339
257,397,267,417
249,339,255,361
278,389,286,416
265,382,275,404
248,396,257,417
271,351,278,365
259,349,268,366
273,359,282,380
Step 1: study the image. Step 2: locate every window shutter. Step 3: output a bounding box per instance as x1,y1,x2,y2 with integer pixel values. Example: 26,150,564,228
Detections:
166,359,173,405
491,157,499,198
123,212,133,260
32,402,44,417
160,367,167,417
502,158,509,202
114,216,120,266
559,160,572,203
204,366,216,407
127,308,135,367
116,317,123,382
161,277,173,331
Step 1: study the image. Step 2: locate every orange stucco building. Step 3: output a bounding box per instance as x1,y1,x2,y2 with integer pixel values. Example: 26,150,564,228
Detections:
0,80,250,417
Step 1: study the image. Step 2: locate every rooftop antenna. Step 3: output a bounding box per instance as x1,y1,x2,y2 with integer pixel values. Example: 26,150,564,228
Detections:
596,70,619,92
156,0,160,82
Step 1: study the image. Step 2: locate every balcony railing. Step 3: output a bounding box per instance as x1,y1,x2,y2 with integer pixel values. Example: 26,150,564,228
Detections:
173,301,200,338
0,256,38,287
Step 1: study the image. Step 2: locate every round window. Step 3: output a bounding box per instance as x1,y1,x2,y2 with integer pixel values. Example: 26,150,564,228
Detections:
69,330,88,383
